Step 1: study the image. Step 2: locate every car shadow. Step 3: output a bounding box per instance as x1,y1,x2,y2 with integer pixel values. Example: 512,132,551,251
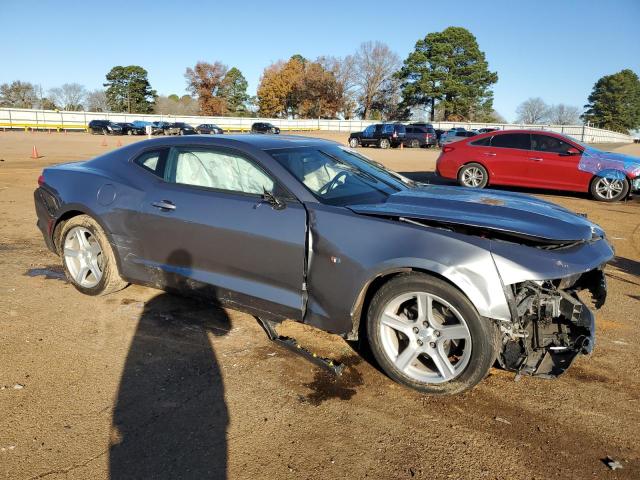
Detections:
109,250,231,479
610,256,640,279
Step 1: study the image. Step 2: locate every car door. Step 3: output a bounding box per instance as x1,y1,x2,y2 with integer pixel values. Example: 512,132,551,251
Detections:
361,125,376,146
528,134,590,191
485,133,532,186
135,145,307,320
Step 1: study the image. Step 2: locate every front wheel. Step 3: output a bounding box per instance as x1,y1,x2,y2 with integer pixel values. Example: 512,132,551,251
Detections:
379,138,390,149
458,163,489,188
349,137,359,148
59,215,128,296
590,175,629,202
366,273,498,395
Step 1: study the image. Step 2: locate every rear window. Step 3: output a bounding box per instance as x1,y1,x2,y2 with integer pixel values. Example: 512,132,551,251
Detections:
491,133,531,150
470,137,492,146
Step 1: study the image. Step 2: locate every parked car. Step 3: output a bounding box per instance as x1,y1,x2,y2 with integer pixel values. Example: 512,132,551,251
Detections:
434,129,446,142
166,123,196,136
439,130,476,147
88,120,123,135
34,135,612,394
251,122,280,134
436,129,640,202
348,123,406,149
478,127,499,134
410,122,434,129
151,121,172,135
404,125,437,148
116,123,146,136
196,124,224,135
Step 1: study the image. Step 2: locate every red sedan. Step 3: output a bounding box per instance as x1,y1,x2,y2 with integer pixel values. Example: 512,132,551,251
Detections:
436,129,640,202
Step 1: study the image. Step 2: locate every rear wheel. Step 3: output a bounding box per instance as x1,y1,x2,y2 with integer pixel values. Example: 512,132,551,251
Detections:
59,215,127,296
590,175,629,202
366,273,498,395
458,163,489,188
379,138,390,149
101,128,107,135
349,137,359,148
410,139,420,148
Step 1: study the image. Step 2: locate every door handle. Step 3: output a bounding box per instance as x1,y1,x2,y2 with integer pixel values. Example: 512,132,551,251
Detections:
529,157,543,162
151,200,176,210
483,152,496,156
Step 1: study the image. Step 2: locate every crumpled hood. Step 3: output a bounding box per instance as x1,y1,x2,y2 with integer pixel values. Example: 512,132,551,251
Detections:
580,148,640,178
347,185,599,243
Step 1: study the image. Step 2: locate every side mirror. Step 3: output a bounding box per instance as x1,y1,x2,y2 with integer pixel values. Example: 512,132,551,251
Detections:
262,188,286,210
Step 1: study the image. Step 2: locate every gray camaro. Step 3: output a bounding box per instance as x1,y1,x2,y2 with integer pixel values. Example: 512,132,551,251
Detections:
34,135,613,394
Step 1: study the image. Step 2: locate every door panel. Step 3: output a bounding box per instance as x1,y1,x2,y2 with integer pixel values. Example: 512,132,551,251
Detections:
527,134,591,191
485,133,531,185
138,184,306,319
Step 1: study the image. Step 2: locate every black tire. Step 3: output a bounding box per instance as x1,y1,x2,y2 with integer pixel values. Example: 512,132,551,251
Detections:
59,215,128,296
457,163,489,188
379,138,390,149
127,130,133,136
366,273,499,395
590,174,630,202
410,139,420,148
349,137,359,148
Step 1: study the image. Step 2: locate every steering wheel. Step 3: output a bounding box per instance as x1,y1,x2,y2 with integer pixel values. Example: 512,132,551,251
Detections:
319,171,349,195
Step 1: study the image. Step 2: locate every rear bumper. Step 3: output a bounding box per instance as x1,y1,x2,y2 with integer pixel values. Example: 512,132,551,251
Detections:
33,187,58,254
632,177,640,192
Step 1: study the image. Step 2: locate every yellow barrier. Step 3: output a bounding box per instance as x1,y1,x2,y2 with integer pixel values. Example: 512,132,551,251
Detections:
0,122,88,132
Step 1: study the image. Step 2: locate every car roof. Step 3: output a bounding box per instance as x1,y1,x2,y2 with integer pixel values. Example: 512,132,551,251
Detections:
121,134,340,151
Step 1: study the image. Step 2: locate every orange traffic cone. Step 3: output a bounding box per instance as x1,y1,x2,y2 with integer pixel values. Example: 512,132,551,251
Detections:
100,137,107,147
31,145,40,159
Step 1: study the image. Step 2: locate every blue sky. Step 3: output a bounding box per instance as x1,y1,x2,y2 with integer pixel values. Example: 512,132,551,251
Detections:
2,0,639,121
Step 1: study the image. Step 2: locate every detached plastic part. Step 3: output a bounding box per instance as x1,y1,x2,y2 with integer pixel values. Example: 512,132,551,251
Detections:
255,316,345,376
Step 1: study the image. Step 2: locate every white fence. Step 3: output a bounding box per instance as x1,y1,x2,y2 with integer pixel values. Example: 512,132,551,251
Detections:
0,107,633,144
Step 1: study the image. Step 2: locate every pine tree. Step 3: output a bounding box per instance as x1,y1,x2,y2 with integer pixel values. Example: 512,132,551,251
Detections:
582,69,640,133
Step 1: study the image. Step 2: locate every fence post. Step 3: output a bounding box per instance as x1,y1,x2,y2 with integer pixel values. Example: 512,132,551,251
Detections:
8,109,12,129
581,125,585,142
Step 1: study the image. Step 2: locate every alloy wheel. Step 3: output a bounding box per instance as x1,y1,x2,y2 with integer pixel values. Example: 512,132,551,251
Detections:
461,167,485,187
594,177,624,200
63,226,104,288
378,291,472,384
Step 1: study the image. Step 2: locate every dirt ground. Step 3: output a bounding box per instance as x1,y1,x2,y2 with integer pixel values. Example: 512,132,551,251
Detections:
1,130,639,479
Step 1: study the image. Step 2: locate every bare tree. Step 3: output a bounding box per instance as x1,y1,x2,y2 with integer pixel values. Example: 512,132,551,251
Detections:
547,103,581,125
352,41,400,119
515,97,549,124
85,90,109,112
49,83,87,110
319,55,357,119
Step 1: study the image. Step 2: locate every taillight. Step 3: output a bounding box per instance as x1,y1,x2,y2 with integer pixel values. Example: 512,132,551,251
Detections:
38,174,45,186
392,132,397,138
442,146,455,153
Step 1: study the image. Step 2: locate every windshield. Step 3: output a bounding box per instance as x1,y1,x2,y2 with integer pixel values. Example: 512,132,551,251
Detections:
267,145,411,206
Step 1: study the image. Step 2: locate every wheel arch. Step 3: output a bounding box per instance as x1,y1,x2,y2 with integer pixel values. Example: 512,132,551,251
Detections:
589,169,632,199
52,207,125,274
457,161,490,183
348,265,507,341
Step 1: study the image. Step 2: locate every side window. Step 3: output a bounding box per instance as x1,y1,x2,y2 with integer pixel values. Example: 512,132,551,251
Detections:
470,137,492,146
134,149,167,178
363,125,375,136
406,127,414,134
491,133,531,150
382,124,393,134
531,134,575,154
170,147,275,195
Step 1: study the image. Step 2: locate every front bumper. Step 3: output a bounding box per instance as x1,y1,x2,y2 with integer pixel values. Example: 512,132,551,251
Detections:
498,268,606,378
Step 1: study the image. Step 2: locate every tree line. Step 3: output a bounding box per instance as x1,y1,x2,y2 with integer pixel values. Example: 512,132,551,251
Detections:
1,26,638,132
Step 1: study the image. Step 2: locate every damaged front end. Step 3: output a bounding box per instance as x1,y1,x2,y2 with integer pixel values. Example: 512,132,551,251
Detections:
498,269,607,378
